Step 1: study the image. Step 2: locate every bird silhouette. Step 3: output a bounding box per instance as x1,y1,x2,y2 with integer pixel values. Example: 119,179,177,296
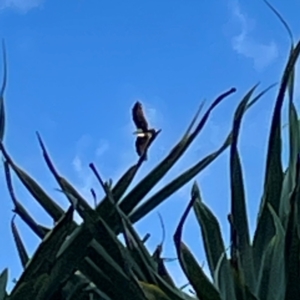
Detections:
132,101,156,159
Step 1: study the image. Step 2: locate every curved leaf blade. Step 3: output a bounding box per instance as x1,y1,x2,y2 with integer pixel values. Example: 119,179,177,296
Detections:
229,86,257,292
173,193,221,300
0,39,7,143
11,216,29,268
253,39,300,275
0,143,64,222
0,269,8,300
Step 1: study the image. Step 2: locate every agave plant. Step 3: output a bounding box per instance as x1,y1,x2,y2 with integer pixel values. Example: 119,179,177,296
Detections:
171,11,300,300
0,42,262,299
0,3,299,300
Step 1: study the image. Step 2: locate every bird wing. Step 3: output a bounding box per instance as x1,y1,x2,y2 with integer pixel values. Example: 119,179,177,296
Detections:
135,135,149,158
132,101,149,131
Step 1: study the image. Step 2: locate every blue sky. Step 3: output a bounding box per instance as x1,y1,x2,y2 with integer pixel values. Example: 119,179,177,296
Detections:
0,0,299,292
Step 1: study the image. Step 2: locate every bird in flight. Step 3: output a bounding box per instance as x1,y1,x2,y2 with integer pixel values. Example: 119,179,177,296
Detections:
132,101,156,159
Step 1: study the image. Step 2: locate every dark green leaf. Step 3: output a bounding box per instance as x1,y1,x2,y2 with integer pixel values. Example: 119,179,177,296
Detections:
36,133,93,214
229,85,257,292
279,102,299,224
4,160,48,239
263,0,294,46
174,194,221,300
0,144,64,222
192,182,226,277
11,216,29,268
284,155,300,300
257,204,285,300
130,133,231,225
10,206,74,294
35,223,94,300
87,242,147,300
0,269,8,300
0,39,7,143
213,253,236,300
253,39,300,276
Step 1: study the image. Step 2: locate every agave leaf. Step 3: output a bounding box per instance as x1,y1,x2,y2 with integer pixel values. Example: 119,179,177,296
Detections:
61,190,132,274
258,238,284,300
153,257,176,289
263,0,294,46
89,167,159,283
64,184,152,287
139,282,171,300
142,233,151,244
36,133,93,214
119,220,158,284
88,241,147,300
87,242,127,281
91,164,162,281
193,183,236,300
174,195,221,300
253,40,300,275
9,276,47,300
179,242,221,300
179,283,190,291
3,160,48,239
58,177,93,211
11,216,29,268
256,204,285,300
96,163,140,218
213,252,237,300
119,88,236,217
182,99,206,140
121,219,175,288
191,183,225,275
229,85,256,247
67,284,110,300
11,205,74,293
151,215,177,288
130,132,231,225
35,222,94,300
230,268,258,300
62,268,93,295
279,102,300,224
112,214,156,283
0,144,64,222
268,203,285,242
0,269,8,300
0,40,7,143
229,85,257,292
278,18,297,224
77,259,124,299
284,155,300,299
152,273,195,300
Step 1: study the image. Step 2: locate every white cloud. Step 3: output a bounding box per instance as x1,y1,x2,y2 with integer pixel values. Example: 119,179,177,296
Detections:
72,155,82,174
75,134,92,152
229,1,279,71
96,140,109,158
71,135,110,206
71,155,96,200
0,0,44,13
